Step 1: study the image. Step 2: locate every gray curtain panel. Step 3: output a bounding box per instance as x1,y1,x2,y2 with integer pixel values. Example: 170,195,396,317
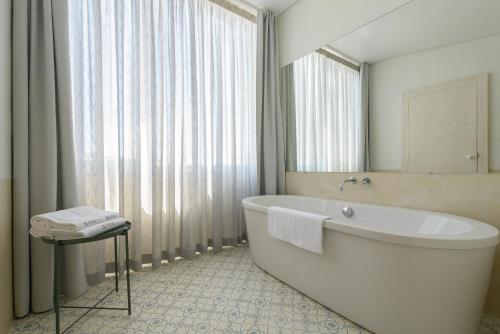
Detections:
360,63,370,172
12,0,88,317
256,10,286,195
280,64,297,172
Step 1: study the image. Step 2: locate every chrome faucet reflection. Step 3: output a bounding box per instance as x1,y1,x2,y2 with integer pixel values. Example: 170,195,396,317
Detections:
339,176,357,191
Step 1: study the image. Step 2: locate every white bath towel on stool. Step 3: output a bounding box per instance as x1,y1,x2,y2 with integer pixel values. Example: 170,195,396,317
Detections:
267,206,329,254
30,206,120,232
30,218,126,240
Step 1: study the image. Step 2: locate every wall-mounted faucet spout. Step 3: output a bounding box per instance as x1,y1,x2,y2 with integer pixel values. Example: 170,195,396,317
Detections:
339,176,357,191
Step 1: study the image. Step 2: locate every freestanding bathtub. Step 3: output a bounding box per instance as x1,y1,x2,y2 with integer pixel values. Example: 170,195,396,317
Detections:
242,195,499,334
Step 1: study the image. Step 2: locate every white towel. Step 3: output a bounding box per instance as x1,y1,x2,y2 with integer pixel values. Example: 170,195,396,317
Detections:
30,206,120,232
267,206,329,254
30,218,126,240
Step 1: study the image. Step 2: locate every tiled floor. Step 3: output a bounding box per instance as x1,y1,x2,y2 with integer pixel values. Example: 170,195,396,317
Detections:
12,246,500,334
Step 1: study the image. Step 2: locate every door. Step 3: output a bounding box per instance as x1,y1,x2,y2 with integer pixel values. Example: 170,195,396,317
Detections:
401,74,488,174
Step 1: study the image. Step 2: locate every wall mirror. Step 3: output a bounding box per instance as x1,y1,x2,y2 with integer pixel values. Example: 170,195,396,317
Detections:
282,0,500,174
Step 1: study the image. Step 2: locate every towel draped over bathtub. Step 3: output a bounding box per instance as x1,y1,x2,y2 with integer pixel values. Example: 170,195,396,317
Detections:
267,206,329,254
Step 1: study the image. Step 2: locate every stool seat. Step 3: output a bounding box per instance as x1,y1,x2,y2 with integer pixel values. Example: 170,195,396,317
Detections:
43,221,132,334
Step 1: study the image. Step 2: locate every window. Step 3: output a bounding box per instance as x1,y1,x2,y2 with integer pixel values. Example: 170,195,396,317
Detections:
68,0,257,230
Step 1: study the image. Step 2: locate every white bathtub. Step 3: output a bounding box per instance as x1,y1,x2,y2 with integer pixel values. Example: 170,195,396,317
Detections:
242,195,499,334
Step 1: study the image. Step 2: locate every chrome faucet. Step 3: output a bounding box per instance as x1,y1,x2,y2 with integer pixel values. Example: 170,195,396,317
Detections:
339,176,357,191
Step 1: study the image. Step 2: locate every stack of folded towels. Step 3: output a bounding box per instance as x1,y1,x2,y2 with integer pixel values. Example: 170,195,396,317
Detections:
29,206,126,240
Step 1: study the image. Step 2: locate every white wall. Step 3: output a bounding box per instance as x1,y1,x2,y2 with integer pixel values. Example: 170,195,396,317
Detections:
277,0,411,67
369,34,500,172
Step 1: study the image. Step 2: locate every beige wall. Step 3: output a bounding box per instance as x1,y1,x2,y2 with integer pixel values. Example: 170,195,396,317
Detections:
277,0,411,66
0,0,12,331
0,180,12,332
286,171,500,316
370,34,500,171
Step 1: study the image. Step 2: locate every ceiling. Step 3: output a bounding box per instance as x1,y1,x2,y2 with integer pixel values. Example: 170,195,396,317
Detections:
329,0,500,64
248,0,298,15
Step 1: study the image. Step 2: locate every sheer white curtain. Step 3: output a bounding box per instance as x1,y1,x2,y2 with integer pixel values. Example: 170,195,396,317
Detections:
68,0,257,279
293,52,362,172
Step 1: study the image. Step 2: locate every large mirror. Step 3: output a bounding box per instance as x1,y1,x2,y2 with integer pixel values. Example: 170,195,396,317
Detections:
282,0,500,174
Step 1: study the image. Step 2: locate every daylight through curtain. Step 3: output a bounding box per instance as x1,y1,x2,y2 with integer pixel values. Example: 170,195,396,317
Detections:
69,0,257,279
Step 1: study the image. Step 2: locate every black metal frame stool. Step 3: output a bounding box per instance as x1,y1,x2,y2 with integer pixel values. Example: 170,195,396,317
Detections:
42,221,132,334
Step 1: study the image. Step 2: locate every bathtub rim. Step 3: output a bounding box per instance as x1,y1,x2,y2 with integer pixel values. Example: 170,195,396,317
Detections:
242,195,499,250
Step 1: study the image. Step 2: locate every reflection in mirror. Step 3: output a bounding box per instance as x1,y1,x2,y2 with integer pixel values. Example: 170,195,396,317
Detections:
281,48,369,172
284,0,500,174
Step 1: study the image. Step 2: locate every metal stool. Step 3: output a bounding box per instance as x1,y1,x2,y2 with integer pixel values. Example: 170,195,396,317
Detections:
42,221,132,334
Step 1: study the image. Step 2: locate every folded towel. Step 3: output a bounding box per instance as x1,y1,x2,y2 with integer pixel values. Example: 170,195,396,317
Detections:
30,206,120,232
267,206,329,254
30,218,126,240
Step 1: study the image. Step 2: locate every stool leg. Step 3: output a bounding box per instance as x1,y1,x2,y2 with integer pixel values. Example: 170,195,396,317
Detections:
114,236,119,292
53,243,61,334
125,232,131,315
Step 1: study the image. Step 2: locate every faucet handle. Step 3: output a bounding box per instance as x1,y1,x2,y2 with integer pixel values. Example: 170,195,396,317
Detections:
362,176,370,185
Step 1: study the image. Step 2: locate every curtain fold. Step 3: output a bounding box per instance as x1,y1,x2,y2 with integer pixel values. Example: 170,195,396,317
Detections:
360,63,370,172
280,64,297,172
68,0,257,276
256,10,285,195
12,0,88,317
293,52,362,172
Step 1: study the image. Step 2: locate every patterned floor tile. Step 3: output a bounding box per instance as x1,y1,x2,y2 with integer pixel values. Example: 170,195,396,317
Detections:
12,245,500,334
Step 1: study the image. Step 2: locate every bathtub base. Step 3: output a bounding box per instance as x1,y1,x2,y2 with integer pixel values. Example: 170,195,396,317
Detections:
245,208,495,334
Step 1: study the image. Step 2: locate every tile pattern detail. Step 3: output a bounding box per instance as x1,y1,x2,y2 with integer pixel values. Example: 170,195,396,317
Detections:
12,246,500,334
